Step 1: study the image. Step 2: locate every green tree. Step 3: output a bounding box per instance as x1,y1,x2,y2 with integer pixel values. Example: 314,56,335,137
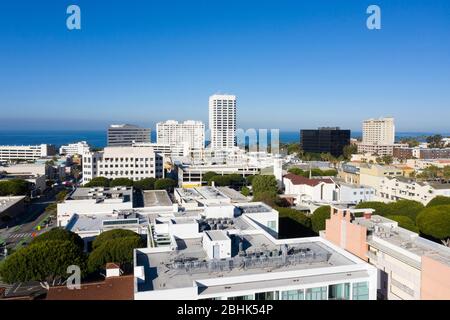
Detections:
252,175,278,197
426,135,444,148
110,178,134,187
277,207,316,238
385,215,418,233
252,190,278,206
202,171,218,183
154,178,177,191
245,175,257,185
32,228,84,250
92,229,142,250
0,240,87,284
0,179,30,196
427,196,450,208
56,190,68,202
343,144,358,160
286,143,302,155
444,166,450,180
387,200,424,220
288,168,307,177
240,186,250,197
84,177,110,188
355,201,390,217
311,206,331,233
381,155,394,165
133,178,156,190
87,237,145,273
416,205,450,246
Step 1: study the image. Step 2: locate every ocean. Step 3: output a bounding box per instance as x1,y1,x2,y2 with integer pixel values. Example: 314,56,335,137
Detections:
0,130,447,148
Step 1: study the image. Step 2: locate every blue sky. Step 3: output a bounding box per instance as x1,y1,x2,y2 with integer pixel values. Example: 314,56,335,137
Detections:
0,0,449,132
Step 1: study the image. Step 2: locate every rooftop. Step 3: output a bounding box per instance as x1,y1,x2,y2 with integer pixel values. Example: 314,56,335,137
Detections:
354,215,450,268
69,187,133,201
142,190,173,207
0,196,25,213
46,275,134,300
283,173,334,186
136,235,356,292
216,187,250,202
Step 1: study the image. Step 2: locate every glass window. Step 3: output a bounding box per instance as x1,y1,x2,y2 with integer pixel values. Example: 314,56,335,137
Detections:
281,289,304,300
267,220,277,231
228,295,253,300
305,286,327,300
255,291,278,300
328,283,350,300
352,282,369,300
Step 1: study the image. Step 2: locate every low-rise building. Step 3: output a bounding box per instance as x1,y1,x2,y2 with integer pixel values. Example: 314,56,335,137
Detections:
177,164,261,188
57,187,134,227
82,146,164,185
378,176,450,205
59,141,91,156
357,143,407,157
133,201,377,300
0,144,56,162
324,207,450,300
283,174,374,206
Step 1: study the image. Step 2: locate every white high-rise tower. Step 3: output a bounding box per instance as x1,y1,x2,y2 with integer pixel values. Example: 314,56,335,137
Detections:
209,94,237,150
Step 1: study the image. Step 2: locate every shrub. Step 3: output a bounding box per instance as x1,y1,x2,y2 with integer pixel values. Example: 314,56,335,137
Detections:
31,228,84,250
110,178,134,187
92,229,141,250
84,177,110,188
311,206,331,233
416,205,450,244
0,240,86,284
87,237,145,273
154,178,177,191
426,196,450,208
133,178,156,190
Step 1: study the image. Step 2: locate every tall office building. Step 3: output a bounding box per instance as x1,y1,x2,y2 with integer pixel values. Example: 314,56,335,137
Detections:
209,94,237,150
362,117,395,145
107,124,151,147
300,127,351,157
156,120,205,157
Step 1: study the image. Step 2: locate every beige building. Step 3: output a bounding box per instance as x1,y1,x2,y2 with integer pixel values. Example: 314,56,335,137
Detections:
359,164,404,195
323,207,450,300
362,117,395,145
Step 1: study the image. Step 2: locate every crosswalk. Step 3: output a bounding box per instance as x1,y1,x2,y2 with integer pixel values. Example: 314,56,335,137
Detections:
7,232,35,239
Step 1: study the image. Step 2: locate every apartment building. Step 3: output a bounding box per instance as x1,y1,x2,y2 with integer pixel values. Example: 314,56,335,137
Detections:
324,207,450,300
357,143,407,157
59,141,90,156
378,176,450,205
209,94,237,150
283,174,374,206
133,200,377,300
156,120,205,158
107,124,151,147
359,164,405,193
362,117,395,145
82,146,164,185
176,163,261,188
0,144,56,161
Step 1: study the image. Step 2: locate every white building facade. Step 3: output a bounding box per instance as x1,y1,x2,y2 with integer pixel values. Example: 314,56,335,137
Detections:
209,94,237,150
156,120,205,158
59,141,91,156
82,146,164,185
0,144,55,161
